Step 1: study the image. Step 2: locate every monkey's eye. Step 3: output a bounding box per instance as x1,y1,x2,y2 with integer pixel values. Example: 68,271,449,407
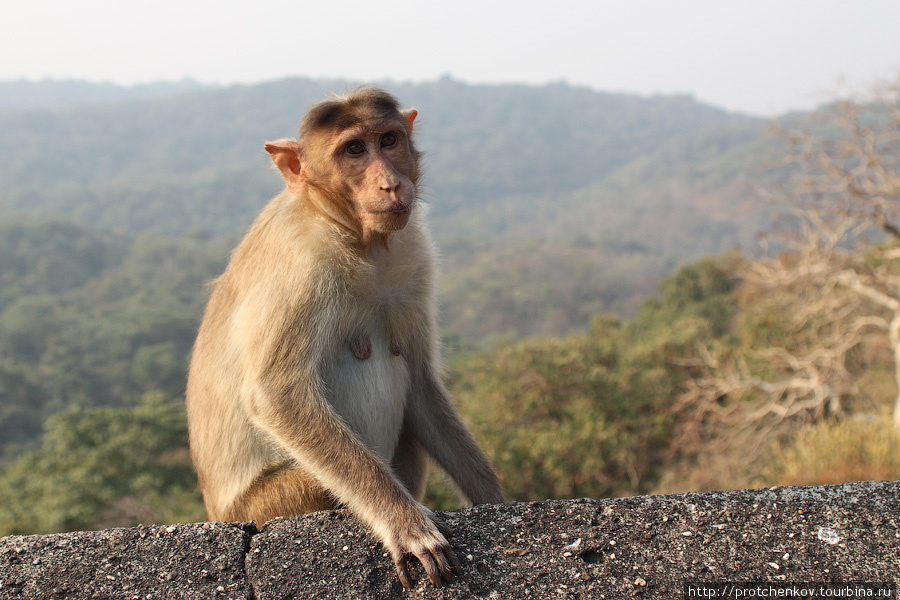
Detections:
346,140,366,155
380,133,397,148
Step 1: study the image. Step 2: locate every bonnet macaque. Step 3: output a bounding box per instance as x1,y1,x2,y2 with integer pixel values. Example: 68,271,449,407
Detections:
186,88,503,588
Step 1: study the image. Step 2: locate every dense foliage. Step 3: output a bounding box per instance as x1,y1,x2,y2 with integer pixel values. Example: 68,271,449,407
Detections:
0,393,204,535
0,214,227,459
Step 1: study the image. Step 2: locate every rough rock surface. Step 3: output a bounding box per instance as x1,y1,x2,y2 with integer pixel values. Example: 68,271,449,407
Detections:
1,481,898,599
0,522,254,599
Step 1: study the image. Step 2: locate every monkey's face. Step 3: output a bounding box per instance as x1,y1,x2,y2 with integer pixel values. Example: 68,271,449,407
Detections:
267,104,421,242
330,127,418,235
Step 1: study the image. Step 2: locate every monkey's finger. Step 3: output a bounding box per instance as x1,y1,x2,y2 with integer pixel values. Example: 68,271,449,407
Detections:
394,553,415,589
432,546,458,584
415,549,445,587
446,545,463,574
431,514,454,538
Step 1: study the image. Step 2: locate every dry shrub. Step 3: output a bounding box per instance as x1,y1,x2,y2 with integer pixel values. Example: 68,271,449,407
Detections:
769,417,900,486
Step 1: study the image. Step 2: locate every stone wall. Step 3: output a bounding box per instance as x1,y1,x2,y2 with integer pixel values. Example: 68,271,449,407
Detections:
1,480,898,599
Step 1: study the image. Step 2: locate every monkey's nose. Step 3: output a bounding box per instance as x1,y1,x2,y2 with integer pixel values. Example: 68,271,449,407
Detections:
380,178,401,192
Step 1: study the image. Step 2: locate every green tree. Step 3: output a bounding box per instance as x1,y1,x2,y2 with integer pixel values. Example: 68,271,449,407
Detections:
450,321,655,501
0,393,204,536
441,255,741,502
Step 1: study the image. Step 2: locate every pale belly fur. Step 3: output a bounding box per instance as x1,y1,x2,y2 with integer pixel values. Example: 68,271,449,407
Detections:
321,325,410,464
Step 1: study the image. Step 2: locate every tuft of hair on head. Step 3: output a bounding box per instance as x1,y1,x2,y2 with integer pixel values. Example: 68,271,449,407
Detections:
300,87,405,138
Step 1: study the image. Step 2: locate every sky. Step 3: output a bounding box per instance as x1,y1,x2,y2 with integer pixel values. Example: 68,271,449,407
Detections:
2,0,898,116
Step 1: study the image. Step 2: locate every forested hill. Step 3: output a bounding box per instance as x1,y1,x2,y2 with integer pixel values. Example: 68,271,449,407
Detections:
0,79,204,111
0,77,771,342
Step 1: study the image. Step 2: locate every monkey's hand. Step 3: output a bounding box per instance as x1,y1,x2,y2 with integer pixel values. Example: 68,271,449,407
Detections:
388,507,461,588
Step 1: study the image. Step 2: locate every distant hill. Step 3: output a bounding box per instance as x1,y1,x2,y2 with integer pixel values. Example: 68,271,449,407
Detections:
0,76,775,342
0,79,205,111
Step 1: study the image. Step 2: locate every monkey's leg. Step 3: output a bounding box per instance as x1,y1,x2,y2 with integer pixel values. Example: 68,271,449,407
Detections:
224,466,340,524
391,424,429,501
406,374,504,506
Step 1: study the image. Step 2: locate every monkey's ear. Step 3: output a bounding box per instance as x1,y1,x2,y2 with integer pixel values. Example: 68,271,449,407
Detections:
403,109,418,134
265,139,304,194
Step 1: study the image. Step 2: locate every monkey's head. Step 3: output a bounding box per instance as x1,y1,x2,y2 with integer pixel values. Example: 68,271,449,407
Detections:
266,88,421,245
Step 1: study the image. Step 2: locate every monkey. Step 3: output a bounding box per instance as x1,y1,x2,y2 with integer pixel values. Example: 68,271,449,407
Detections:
185,88,504,588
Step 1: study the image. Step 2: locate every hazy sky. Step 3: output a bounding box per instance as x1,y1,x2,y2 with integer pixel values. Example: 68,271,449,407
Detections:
3,0,898,116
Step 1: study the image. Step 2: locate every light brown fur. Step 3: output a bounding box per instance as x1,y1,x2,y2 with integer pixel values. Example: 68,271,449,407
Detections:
186,88,503,588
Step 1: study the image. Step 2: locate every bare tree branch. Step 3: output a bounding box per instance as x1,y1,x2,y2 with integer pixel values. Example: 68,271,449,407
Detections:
673,77,900,471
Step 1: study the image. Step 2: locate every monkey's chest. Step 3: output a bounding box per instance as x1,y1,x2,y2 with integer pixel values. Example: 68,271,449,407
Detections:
321,322,410,464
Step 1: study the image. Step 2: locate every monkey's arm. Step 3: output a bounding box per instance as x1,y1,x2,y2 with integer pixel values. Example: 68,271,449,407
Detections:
247,354,460,588
407,371,505,506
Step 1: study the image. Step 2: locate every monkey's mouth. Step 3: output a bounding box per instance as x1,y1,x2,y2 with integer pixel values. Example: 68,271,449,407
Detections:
373,205,411,216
